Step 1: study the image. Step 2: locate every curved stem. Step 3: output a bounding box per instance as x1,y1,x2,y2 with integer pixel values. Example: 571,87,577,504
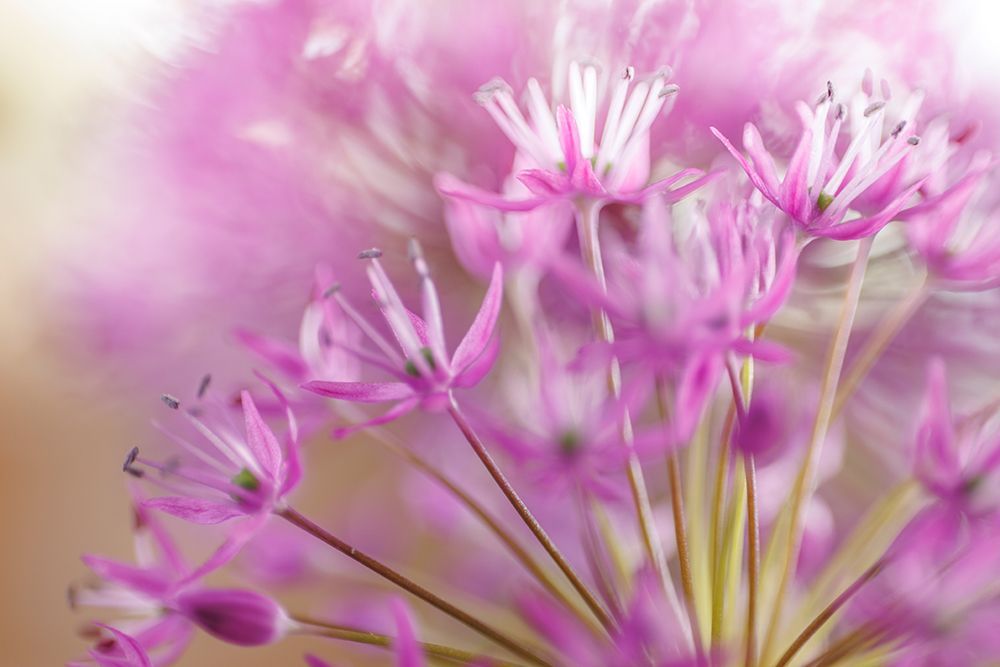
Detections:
759,237,873,665
773,558,888,667
293,615,529,667
709,404,736,643
446,397,613,632
367,426,604,638
278,506,553,667
831,275,929,418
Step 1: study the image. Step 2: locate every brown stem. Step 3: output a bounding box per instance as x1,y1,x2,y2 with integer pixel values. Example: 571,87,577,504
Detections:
279,507,552,667
773,558,887,667
293,615,528,667
446,396,613,633
368,427,604,638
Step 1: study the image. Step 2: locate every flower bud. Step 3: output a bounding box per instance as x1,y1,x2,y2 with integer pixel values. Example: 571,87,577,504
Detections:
175,588,290,646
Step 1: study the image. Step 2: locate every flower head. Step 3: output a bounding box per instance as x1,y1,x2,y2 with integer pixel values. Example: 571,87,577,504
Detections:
437,61,714,211
713,74,927,240
126,382,301,579
302,243,503,435
71,498,290,665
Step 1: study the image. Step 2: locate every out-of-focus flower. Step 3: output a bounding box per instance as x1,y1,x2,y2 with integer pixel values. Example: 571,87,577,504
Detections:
71,499,290,665
302,245,502,433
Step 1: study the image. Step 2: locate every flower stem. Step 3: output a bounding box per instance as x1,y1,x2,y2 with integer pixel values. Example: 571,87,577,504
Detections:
293,615,530,667
656,379,703,650
278,506,553,667
773,558,888,667
759,237,874,666
446,396,613,633
709,404,736,643
367,426,605,639
574,198,688,643
831,275,929,418
744,452,760,667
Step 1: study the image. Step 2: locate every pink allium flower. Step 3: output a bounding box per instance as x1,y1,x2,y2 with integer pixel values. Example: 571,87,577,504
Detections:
302,245,502,433
438,62,714,211
713,74,928,240
72,499,290,665
126,384,301,579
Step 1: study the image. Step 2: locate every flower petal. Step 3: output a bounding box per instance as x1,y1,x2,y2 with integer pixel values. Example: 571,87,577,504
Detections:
242,390,283,480
391,599,426,667
301,381,415,403
434,172,547,212
451,262,504,373
143,497,244,525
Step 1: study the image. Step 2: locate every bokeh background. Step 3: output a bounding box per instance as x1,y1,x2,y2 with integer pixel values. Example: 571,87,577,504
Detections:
3,1,1000,665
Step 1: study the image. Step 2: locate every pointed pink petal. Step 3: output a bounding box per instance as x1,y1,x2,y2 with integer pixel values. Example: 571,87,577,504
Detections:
81,556,170,597
254,372,302,496
242,391,283,480
779,124,814,221
710,126,781,207
434,172,547,212
302,380,415,403
617,168,723,204
732,338,794,363
233,328,308,381
391,599,426,667
143,497,244,525
130,491,187,576
332,397,420,438
179,515,267,586
89,626,152,667
451,263,504,372
304,656,335,667
915,359,960,486
452,329,500,388
742,123,782,196
555,105,582,175
517,168,568,196
815,178,926,240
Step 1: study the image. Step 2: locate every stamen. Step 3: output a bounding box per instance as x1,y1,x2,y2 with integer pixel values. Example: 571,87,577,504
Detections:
358,248,383,259
622,66,635,81
863,101,886,117
816,80,834,105
161,394,180,410
197,374,212,399
891,120,907,138
907,136,921,146
835,103,846,121
472,78,511,106
122,446,143,477
658,83,680,98
322,283,341,299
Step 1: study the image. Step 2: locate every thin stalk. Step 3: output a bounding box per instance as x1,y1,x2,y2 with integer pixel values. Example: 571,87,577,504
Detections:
293,615,528,667
367,426,604,638
832,276,929,418
574,198,688,642
803,481,916,617
759,237,874,666
773,558,888,667
656,379,703,650
447,396,613,632
709,405,736,642
686,408,713,634
279,507,553,667
575,488,626,621
744,453,760,667
801,624,887,667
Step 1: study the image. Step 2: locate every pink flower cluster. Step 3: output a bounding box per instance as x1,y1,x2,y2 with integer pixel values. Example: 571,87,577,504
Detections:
67,1,1000,666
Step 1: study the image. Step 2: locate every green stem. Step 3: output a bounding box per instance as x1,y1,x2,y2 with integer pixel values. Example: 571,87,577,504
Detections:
759,237,873,666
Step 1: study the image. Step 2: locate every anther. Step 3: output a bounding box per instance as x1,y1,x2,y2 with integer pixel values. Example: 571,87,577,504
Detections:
863,101,886,117
197,374,212,399
907,136,920,146
161,394,180,410
67,585,78,610
123,446,144,477
835,103,846,120
891,120,907,138
322,283,341,299
358,248,383,259
473,78,511,105
658,83,680,98
622,66,635,81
